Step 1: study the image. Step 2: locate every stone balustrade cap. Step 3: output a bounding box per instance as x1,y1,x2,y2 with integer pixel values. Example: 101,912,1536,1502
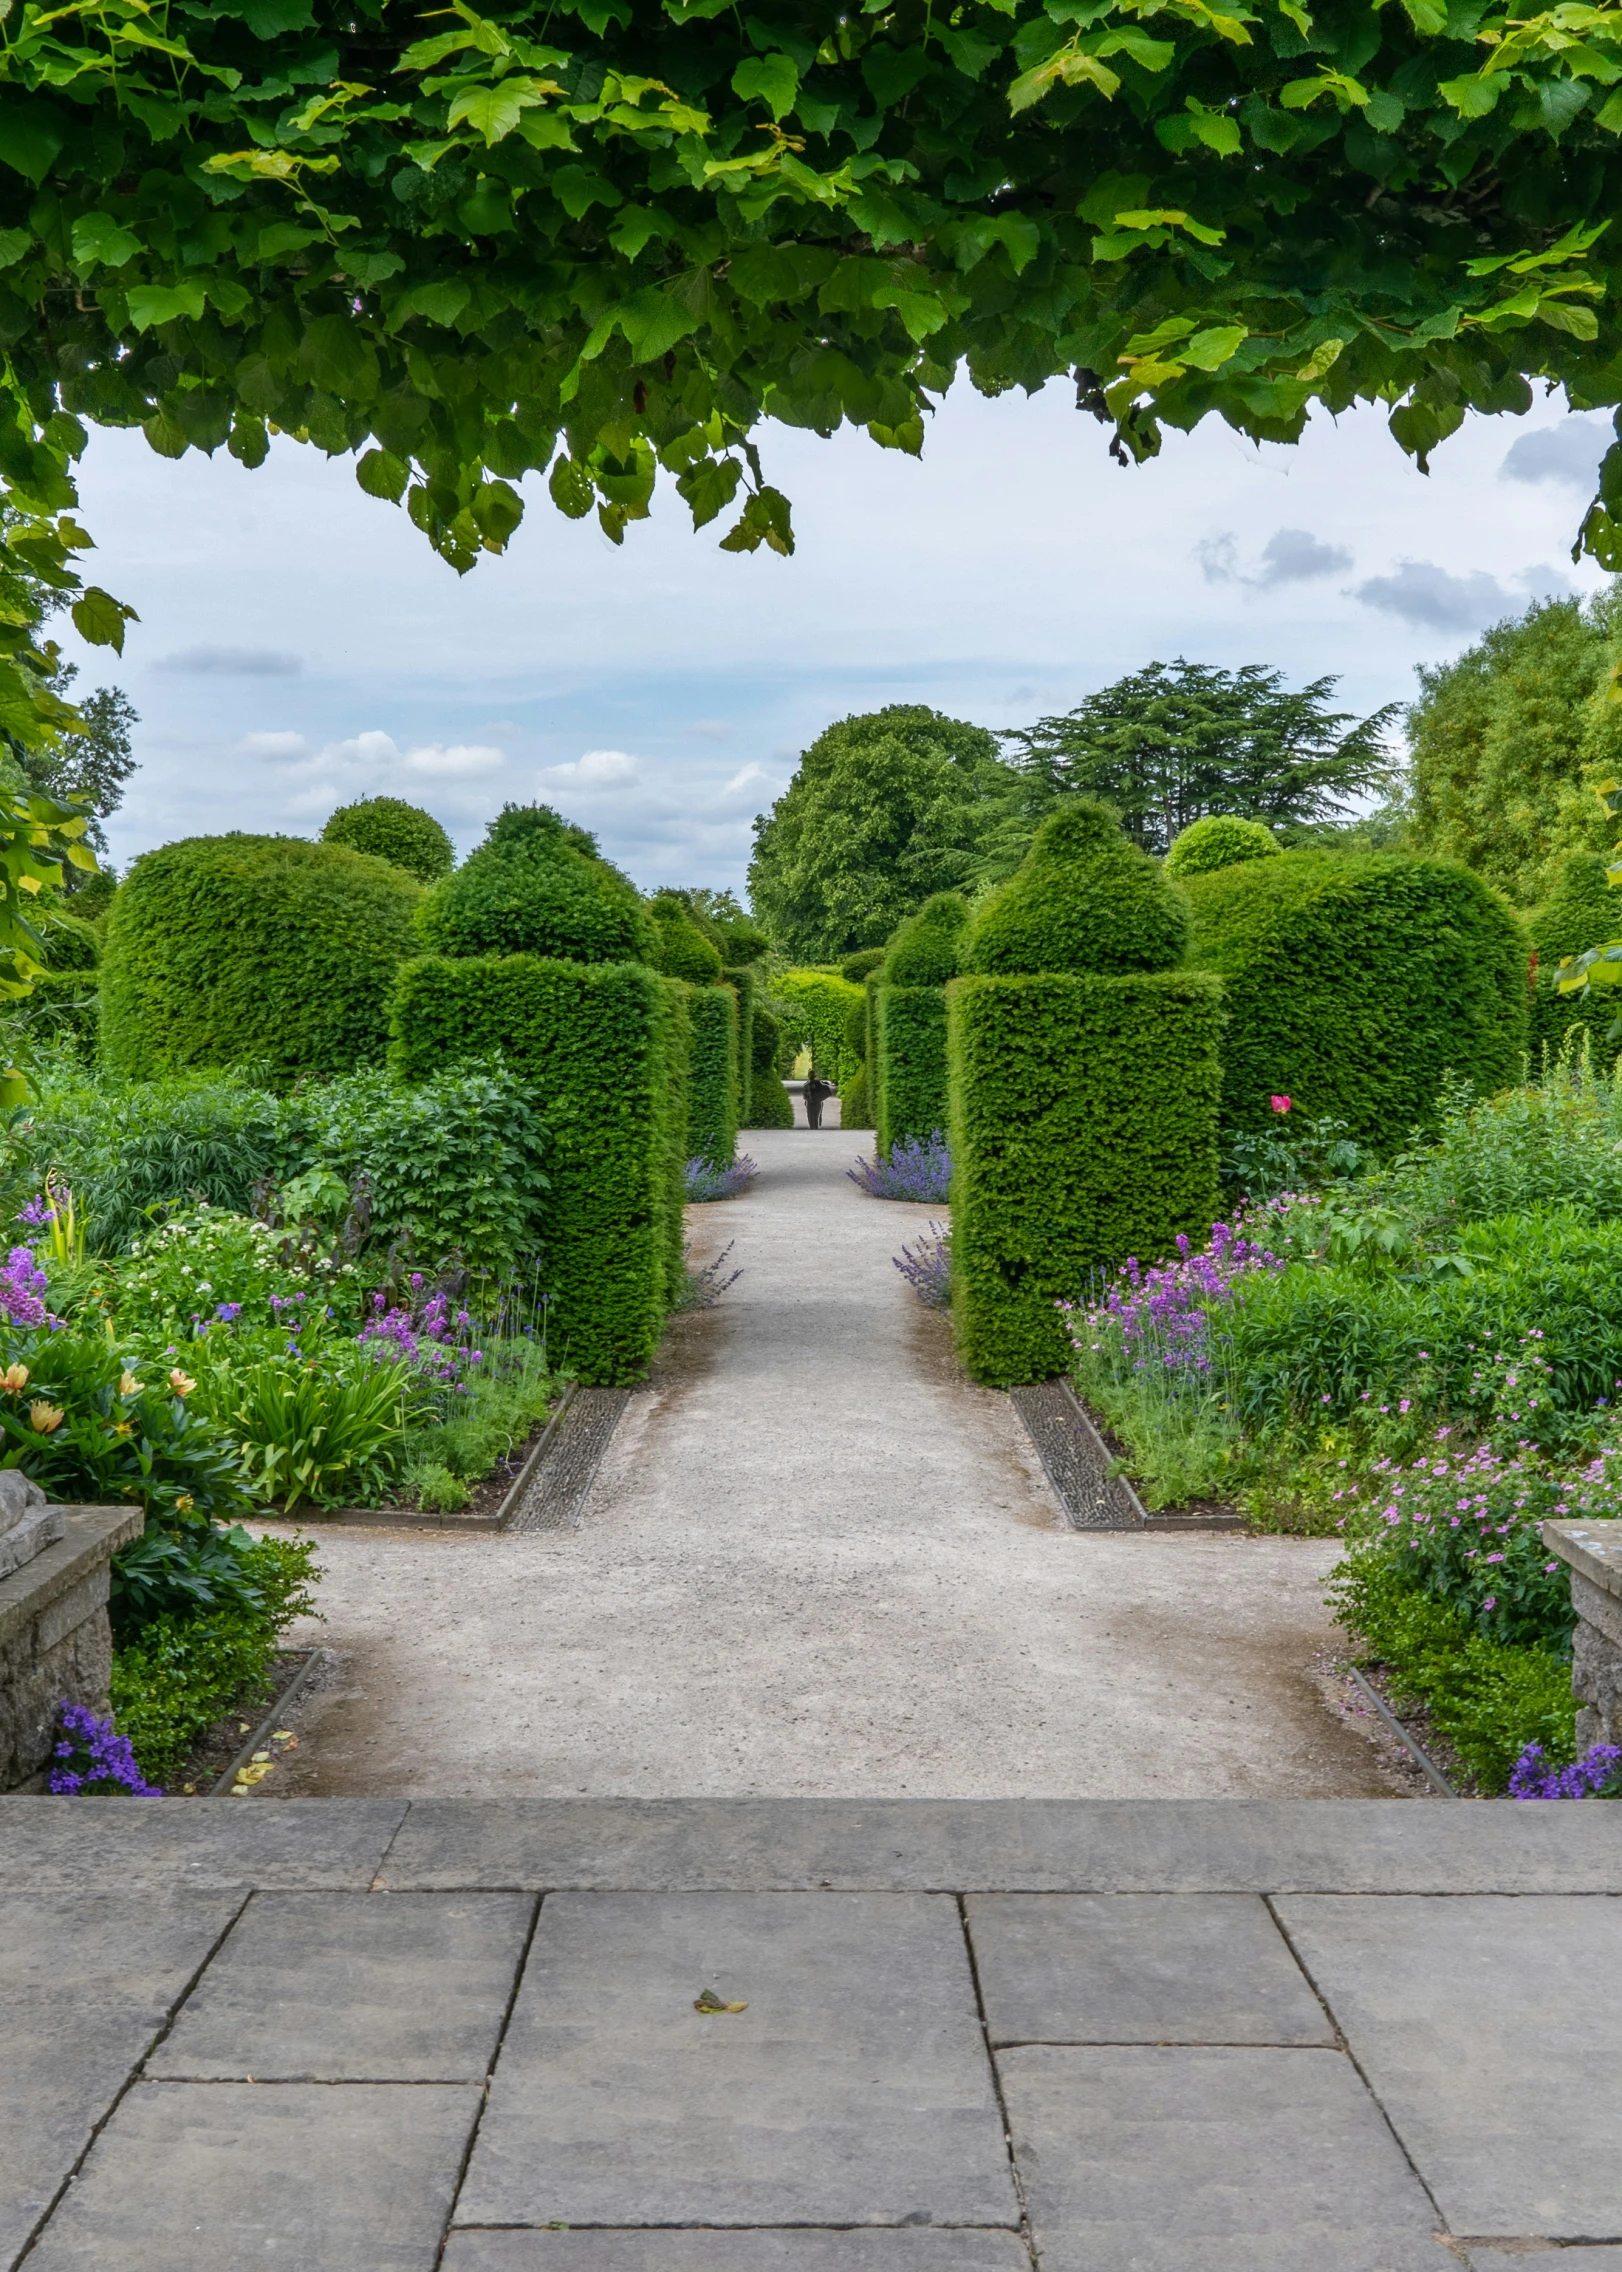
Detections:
1542,1517,1622,1603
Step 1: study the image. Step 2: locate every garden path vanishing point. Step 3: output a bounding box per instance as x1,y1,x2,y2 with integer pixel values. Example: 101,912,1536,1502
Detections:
269,1127,1391,1800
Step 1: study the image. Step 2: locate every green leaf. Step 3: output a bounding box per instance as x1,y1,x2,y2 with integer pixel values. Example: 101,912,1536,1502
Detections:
71,214,143,272
0,100,67,185
1181,324,1248,371
0,229,29,271
299,314,380,400
1536,296,1600,340
126,283,207,333
549,456,595,519
141,408,191,460
732,54,800,121
355,447,409,502
1438,72,1502,118
676,454,744,529
70,587,139,654
445,80,551,144
862,42,933,109
471,478,524,547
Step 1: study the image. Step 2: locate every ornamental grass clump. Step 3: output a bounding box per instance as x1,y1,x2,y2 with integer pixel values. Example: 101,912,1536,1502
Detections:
847,1133,951,1202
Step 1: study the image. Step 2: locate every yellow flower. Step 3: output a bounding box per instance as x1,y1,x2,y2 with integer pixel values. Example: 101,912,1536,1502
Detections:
29,1401,64,1434
111,1421,134,1438
0,1363,28,1393
168,1368,196,1398
118,1371,143,1398
174,1493,194,1514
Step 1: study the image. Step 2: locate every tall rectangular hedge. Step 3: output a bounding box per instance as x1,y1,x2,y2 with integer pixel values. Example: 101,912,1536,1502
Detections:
875,985,949,1156
389,954,684,1384
949,970,1224,1385
687,982,739,1169
723,966,755,1122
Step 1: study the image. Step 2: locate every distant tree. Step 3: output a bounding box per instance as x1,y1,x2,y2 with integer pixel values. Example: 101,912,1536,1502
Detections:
18,671,139,863
1407,591,1622,907
685,886,770,963
988,661,1398,875
748,706,1010,961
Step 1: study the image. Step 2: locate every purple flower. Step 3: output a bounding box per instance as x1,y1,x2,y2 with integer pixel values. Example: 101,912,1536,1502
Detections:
0,1245,50,1329
1510,1742,1622,1801
214,1302,242,1324
847,1134,951,1204
48,1702,160,1797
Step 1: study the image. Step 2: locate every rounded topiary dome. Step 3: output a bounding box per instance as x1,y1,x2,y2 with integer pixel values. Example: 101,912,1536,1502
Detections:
1165,815,1283,879
962,801,1190,977
419,803,654,965
322,795,455,883
883,892,969,986
648,891,723,983
839,946,888,985
99,835,423,1084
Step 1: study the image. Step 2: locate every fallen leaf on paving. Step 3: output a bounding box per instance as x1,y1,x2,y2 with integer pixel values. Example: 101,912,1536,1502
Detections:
693,1988,748,2013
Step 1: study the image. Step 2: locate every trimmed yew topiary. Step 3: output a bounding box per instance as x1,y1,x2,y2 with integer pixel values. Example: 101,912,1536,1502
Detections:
648,890,724,983
418,803,654,965
322,795,455,883
1527,853,1620,1065
1164,814,1283,878
101,835,422,1085
962,800,1190,978
883,892,968,986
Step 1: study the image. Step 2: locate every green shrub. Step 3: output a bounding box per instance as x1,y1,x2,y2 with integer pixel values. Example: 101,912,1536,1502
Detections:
744,1002,793,1127
322,795,455,883
1164,815,1283,878
111,1534,319,1786
774,969,865,1085
1527,853,1619,1065
839,946,888,984
1330,1550,1576,1792
949,970,1224,1383
648,891,724,983
68,868,117,925
877,987,951,1156
840,1060,873,1130
100,835,424,1086
1183,851,1526,1148
215,1349,421,1510
27,969,98,1055
884,891,968,985
687,982,739,1168
419,804,654,965
963,801,1191,978
725,964,757,1122
40,910,100,970
389,953,683,1381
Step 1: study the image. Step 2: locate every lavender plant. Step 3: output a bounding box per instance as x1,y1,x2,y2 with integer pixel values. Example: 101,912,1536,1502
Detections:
847,1134,950,1203
684,1153,758,1202
48,1702,159,1796
894,1224,951,1311
670,1241,741,1314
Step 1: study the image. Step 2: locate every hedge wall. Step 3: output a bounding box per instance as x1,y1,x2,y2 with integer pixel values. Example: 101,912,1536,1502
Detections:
101,835,423,1086
1527,853,1619,1067
949,971,1224,1384
724,964,757,1122
1183,852,1526,1147
687,983,740,1169
744,999,793,1127
876,987,950,1155
389,953,684,1382
774,969,865,1088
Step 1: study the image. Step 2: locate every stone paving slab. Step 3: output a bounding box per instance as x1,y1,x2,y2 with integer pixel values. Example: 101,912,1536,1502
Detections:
371,1798,1622,1893
965,1893,1334,2045
1277,1895,1622,2240
458,1891,1017,2231
442,2237,1032,2270
999,2044,1456,2271
0,1892,239,2270
1465,2253,1622,2267
0,1797,406,1890
149,1891,535,2081
21,2080,483,2272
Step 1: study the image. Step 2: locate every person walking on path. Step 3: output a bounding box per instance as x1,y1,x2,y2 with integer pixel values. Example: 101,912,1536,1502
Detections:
803,1071,833,1129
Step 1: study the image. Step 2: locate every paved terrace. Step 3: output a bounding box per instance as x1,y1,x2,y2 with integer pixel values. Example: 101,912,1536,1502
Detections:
3,1796,1621,2268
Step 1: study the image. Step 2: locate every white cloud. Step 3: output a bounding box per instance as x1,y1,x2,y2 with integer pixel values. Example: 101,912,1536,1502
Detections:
237,730,311,762
157,645,301,676
403,743,506,777
1501,415,1611,491
542,748,638,787
1354,558,1573,632
721,763,770,795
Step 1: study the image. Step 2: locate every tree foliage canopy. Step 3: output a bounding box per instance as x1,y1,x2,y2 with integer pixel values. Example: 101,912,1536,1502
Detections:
8,0,1622,744
996,659,1397,857
1406,588,1622,904
748,705,1007,958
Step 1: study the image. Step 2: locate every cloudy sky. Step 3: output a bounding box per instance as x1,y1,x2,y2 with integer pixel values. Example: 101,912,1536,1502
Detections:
56,378,1613,897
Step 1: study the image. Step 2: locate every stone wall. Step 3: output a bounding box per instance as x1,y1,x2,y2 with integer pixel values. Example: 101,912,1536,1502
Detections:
1543,1519,1622,1752
0,1506,144,1790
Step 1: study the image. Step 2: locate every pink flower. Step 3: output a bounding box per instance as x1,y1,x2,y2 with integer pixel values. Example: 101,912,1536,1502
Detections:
1270,1094,1293,1114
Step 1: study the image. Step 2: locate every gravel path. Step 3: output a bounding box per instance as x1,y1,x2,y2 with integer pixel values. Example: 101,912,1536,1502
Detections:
272,1128,1390,1798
